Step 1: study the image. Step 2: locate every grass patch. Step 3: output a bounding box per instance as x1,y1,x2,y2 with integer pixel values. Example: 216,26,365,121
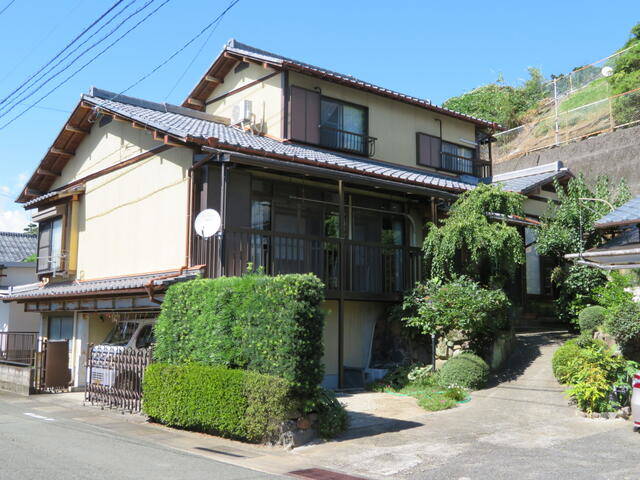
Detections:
381,378,470,412
559,78,611,112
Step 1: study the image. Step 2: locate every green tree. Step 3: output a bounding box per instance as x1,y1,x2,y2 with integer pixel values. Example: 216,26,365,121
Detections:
609,22,640,125
423,184,526,288
536,175,631,324
23,223,38,235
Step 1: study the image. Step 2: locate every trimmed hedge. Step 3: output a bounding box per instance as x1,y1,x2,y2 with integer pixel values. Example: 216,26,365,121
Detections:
153,274,325,397
143,363,292,443
552,339,581,383
438,352,489,390
578,306,606,334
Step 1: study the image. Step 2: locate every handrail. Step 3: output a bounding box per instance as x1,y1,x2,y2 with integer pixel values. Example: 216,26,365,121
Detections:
319,124,377,156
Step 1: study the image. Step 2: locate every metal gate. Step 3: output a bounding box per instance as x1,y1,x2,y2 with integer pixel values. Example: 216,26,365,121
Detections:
85,345,152,413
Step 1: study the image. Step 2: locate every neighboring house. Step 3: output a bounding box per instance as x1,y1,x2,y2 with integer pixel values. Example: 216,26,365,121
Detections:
3,40,571,389
566,196,640,269
0,232,40,333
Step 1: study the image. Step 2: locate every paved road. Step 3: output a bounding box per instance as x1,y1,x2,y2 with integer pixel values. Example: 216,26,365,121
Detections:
0,395,281,480
295,332,640,479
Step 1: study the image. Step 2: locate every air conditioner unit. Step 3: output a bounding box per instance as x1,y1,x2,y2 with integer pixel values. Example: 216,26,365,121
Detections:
231,100,252,125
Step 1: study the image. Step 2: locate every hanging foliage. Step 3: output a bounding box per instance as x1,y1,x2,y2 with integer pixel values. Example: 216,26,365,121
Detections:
423,184,526,287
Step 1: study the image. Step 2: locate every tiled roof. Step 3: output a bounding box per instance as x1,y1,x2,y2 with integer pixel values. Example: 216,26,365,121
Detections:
490,162,571,194
595,196,640,228
2,267,203,300
186,40,501,130
0,232,37,263
84,88,478,193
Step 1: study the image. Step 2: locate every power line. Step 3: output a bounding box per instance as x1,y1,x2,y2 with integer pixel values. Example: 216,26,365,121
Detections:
0,0,126,109
0,0,172,131
113,0,240,100
0,0,149,119
0,0,15,18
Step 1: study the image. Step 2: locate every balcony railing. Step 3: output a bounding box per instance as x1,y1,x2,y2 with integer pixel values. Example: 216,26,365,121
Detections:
440,151,492,177
192,228,422,297
319,125,377,157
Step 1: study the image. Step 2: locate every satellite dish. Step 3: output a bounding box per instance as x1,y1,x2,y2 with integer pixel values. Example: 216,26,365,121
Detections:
601,66,614,77
194,209,221,238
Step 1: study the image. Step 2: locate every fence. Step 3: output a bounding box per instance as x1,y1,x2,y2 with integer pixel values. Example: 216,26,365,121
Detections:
0,331,38,366
494,88,640,162
85,345,153,413
493,42,640,162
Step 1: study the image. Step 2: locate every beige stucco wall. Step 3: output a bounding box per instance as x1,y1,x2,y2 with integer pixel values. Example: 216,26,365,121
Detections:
0,265,40,332
205,62,282,137
321,300,387,377
288,72,477,172
523,189,558,218
48,119,192,280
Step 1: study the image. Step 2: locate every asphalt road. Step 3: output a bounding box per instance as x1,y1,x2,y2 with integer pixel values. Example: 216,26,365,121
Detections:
0,396,281,480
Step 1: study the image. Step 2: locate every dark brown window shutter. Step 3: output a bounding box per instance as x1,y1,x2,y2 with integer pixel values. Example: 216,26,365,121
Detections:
416,133,441,168
289,86,320,144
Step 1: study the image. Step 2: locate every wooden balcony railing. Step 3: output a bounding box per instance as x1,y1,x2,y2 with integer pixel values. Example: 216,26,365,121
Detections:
192,228,422,298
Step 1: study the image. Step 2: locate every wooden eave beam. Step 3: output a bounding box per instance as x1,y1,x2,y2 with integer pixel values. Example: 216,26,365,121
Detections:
205,75,222,84
50,147,74,157
24,187,43,198
163,135,184,147
186,97,205,108
36,168,61,177
64,124,90,135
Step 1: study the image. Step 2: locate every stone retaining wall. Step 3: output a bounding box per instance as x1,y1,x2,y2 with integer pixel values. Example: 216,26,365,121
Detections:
0,362,31,396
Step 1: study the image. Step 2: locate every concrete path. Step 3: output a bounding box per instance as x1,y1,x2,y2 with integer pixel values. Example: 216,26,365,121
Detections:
293,331,640,479
3,332,640,479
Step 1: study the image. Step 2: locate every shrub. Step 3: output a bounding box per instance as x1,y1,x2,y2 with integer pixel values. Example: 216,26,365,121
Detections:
418,393,458,411
578,306,607,334
606,301,640,352
438,353,490,390
552,339,581,383
142,363,292,443
153,273,325,397
305,388,348,439
400,276,510,340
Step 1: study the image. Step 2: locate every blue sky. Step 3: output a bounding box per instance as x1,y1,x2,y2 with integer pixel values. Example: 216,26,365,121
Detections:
0,0,637,231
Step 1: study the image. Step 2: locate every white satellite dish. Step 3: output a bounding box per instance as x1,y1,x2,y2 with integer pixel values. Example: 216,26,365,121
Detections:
194,209,221,238
601,66,614,77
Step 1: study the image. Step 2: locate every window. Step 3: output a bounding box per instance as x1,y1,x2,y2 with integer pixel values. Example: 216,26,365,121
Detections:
135,325,155,349
103,322,138,346
37,217,63,273
320,98,367,155
416,133,477,175
48,316,73,341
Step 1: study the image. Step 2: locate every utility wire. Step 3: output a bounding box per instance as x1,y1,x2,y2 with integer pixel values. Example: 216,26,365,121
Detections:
0,0,171,131
0,0,15,18
163,4,227,101
0,0,148,119
0,0,126,109
110,0,240,101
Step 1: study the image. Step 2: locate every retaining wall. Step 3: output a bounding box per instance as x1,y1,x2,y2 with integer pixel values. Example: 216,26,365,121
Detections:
0,362,31,396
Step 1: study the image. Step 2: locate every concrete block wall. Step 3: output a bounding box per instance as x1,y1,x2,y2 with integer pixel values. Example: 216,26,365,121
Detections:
0,363,31,396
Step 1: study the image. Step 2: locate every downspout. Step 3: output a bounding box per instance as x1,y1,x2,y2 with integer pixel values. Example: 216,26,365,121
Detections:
338,179,345,389
67,195,80,275
144,266,189,304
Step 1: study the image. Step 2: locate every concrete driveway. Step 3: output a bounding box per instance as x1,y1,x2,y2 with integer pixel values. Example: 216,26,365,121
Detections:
293,332,640,479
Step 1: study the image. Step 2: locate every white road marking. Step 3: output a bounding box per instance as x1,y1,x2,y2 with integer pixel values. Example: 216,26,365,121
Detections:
24,412,55,422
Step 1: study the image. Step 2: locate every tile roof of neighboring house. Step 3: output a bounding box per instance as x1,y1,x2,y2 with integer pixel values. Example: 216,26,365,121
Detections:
595,196,640,228
1,267,203,301
490,161,572,194
0,232,37,263
80,88,479,193
183,39,502,130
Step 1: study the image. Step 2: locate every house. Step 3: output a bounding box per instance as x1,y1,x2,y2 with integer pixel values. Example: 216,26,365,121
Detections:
2,40,571,389
0,232,40,333
565,196,640,269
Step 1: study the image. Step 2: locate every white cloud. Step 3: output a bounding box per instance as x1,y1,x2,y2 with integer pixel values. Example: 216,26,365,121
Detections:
0,207,30,233
0,186,9,194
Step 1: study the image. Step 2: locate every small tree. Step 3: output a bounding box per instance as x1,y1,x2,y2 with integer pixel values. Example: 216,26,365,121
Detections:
423,183,526,288
536,174,631,324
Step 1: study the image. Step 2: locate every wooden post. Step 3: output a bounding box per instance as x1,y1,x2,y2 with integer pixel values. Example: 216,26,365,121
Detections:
338,179,345,389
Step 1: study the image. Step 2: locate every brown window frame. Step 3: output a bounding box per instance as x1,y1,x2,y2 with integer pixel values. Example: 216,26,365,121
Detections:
36,209,67,275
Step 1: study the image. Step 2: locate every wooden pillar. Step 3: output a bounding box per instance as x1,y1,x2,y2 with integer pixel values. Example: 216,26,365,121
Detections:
338,179,345,389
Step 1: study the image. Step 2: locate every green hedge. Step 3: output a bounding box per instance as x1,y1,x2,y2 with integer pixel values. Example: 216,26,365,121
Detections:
438,352,489,390
143,363,292,443
578,306,606,334
552,339,581,383
153,274,325,397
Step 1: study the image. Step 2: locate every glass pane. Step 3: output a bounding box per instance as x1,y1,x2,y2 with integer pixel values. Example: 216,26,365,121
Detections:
49,316,73,340
343,104,365,135
321,99,341,129
103,322,138,346
51,218,63,270
251,200,271,230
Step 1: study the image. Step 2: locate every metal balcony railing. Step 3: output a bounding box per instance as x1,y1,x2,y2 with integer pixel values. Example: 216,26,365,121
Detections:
319,125,377,157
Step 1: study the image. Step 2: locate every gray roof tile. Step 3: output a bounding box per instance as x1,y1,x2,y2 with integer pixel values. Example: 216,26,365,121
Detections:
0,232,37,263
84,88,477,192
595,196,640,228
2,267,203,300
490,162,571,194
